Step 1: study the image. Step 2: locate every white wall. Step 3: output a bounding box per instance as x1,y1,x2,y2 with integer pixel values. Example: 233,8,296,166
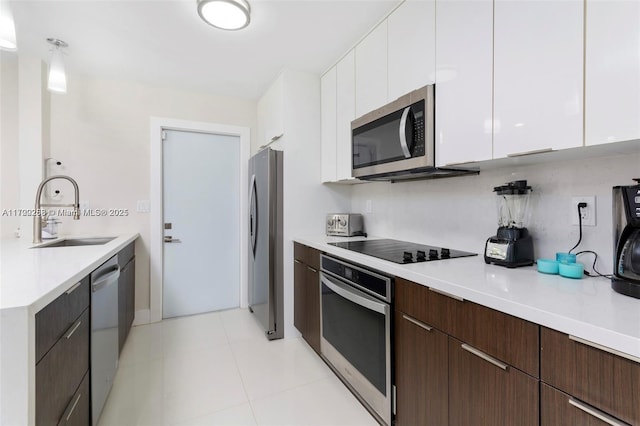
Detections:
0,53,19,238
260,69,351,338
47,72,258,316
351,152,640,275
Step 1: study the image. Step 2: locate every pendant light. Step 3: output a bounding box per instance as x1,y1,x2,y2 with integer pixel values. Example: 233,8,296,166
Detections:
197,0,250,31
0,0,18,51
47,38,68,94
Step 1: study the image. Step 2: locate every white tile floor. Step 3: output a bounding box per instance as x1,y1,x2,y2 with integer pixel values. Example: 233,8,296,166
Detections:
98,308,378,426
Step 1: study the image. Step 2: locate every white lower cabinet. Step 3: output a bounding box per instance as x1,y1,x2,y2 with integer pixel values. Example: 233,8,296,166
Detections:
493,0,584,158
435,0,493,167
585,0,640,146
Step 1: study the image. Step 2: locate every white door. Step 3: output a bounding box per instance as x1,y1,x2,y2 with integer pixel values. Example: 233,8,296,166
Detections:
162,129,240,319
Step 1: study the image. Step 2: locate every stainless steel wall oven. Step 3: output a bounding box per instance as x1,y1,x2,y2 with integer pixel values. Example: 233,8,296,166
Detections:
320,254,393,425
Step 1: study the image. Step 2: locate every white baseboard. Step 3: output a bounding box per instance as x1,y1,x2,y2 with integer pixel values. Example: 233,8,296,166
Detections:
132,309,151,326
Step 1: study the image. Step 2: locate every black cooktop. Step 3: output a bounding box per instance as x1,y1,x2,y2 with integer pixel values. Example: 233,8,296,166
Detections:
328,239,477,264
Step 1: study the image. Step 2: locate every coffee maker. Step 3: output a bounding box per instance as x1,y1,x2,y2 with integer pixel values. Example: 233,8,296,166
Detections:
611,179,640,299
484,180,534,268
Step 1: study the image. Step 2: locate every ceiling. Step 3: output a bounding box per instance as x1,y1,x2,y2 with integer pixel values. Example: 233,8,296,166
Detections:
9,0,401,99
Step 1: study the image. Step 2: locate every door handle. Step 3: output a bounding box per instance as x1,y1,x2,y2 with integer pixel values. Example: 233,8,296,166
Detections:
399,106,413,158
164,236,182,243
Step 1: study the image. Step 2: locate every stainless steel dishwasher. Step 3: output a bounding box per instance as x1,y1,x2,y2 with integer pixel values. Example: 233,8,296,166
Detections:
91,254,120,425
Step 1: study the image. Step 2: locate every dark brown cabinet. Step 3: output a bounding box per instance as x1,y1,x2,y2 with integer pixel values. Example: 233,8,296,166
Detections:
448,336,539,426
36,297,90,426
118,242,136,354
541,383,618,426
394,310,448,426
293,242,321,353
35,277,90,364
394,277,539,426
541,327,640,425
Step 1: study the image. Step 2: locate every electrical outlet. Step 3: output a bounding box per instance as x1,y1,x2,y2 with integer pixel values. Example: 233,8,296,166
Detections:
365,199,373,214
571,196,596,226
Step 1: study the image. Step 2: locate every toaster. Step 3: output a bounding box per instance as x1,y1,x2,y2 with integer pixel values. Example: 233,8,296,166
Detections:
326,213,365,237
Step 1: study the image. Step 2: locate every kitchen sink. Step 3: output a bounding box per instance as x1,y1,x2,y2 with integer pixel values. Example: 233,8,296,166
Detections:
34,237,116,248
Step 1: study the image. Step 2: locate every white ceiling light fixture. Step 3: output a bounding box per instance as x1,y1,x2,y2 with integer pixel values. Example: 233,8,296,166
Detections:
47,38,68,94
0,0,18,51
197,0,250,31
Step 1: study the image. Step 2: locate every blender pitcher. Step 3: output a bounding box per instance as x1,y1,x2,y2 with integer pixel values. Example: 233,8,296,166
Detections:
485,180,535,267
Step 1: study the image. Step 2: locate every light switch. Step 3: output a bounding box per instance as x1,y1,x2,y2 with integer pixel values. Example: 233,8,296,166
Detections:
137,200,150,213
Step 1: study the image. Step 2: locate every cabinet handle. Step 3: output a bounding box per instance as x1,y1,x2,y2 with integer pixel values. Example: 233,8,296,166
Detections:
63,392,82,422
568,398,628,426
259,133,284,149
65,281,82,294
392,385,397,416
429,287,464,302
402,314,432,332
461,343,508,371
444,160,477,166
569,335,640,364
294,259,302,265
64,320,82,340
307,266,318,273
507,147,553,157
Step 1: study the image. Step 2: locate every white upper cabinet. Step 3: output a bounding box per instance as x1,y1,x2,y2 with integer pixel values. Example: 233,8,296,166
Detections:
387,0,435,101
336,51,357,181
355,21,388,118
320,67,337,183
585,0,640,146
493,0,584,158
435,0,493,167
257,74,285,147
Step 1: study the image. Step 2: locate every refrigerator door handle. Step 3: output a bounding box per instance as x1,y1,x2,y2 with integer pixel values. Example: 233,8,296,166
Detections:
249,174,257,256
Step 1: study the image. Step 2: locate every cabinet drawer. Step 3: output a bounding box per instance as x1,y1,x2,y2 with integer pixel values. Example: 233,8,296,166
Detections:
448,336,539,426
541,327,640,424
293,242,320,270
118,241,135,269
395,277,457,333
36,309,90,426
36,276,90,363
57,372,90,426
541,383,627,426
395,277,539,377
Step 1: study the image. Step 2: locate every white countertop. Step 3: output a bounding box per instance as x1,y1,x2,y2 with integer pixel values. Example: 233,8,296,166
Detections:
0,233,139,313
295,235,640,360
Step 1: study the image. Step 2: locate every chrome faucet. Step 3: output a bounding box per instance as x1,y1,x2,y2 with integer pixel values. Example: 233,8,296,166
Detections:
33,175,80,244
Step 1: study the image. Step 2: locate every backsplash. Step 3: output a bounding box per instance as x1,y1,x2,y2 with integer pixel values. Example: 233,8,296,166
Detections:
350,151,640,275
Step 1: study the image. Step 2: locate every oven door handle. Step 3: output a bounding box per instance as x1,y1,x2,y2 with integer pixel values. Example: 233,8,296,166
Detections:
321,274,388,314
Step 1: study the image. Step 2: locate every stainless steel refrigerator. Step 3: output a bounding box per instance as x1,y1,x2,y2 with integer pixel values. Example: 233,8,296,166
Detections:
248,147,284,339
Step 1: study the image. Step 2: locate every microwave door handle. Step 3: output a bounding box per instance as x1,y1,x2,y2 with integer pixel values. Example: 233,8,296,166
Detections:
399,106,412,158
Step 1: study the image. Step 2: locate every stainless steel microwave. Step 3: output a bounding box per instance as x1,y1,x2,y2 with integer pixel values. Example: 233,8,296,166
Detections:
351,85,477,181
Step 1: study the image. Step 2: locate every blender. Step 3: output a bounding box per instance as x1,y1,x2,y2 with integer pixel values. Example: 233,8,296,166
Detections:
484,180,534,267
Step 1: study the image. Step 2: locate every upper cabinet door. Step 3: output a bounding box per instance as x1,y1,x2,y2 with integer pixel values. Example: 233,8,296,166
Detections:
336,51,357,181
585,0,640,146
387,0,435,101
435,0,493,167
355,21,388,118
320,67,337,183
493,0,584,158
257,73,285,146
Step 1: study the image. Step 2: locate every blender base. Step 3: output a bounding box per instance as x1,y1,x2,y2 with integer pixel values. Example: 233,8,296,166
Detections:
484,232,534,268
